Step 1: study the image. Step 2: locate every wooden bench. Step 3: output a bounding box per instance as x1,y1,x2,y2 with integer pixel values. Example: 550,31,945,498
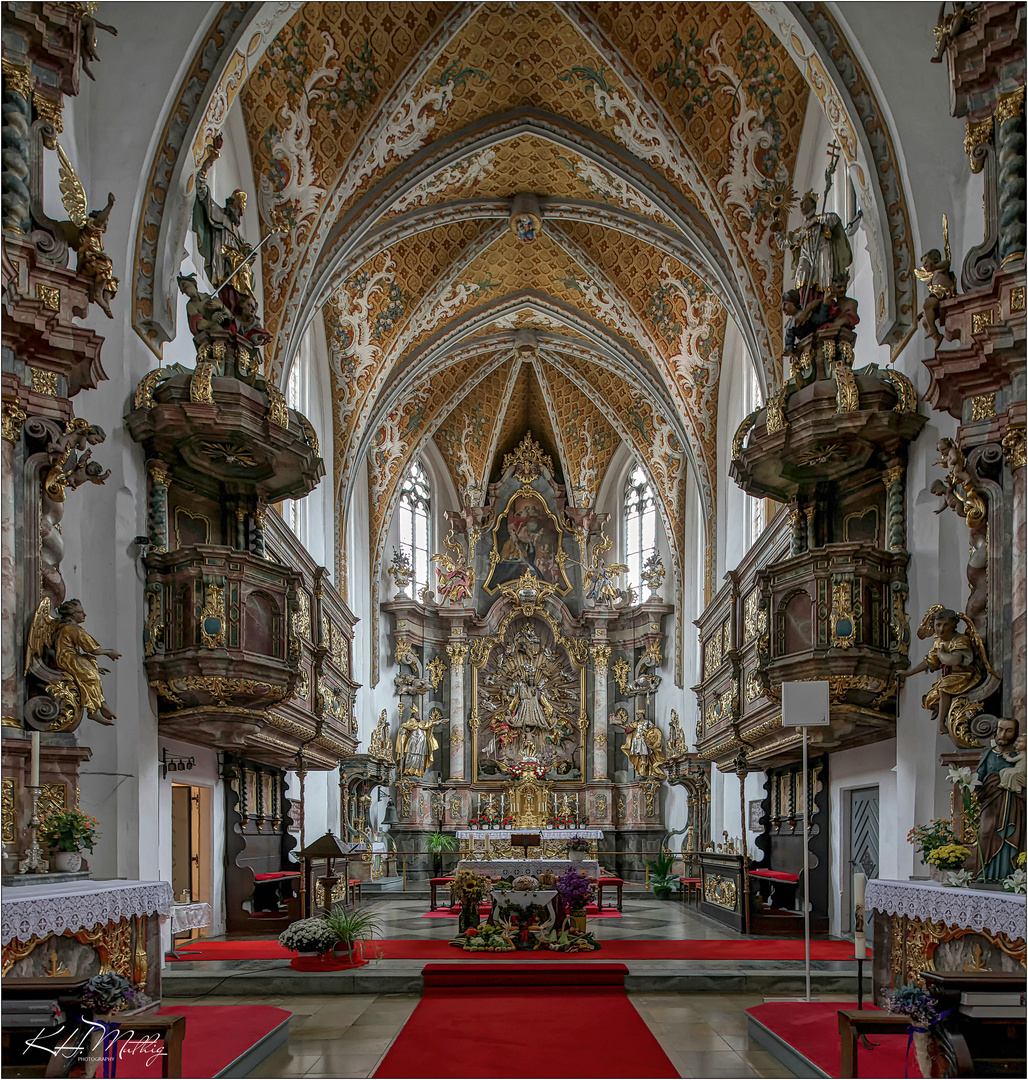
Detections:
597,877,624,912
679,876,701,904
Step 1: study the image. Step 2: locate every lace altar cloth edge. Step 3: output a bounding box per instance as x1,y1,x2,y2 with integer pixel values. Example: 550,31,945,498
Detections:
2,879,174,945
456,858,601,880
170,901,213,934
455,830,604,840
866,878,1027,940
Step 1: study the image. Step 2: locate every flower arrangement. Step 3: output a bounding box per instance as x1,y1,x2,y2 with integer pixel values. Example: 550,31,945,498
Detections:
946,765,982,840
568,836,590,852
37,807,100,853
545,813,587,829
278,917,338,955
508,759,547,780
450,869,492,906
1002,867,1027,894
555,867,594,911
1018,852,1027,870
80,973,144,1016
882,983,943,1029
924,843,971,871
907,818,956,856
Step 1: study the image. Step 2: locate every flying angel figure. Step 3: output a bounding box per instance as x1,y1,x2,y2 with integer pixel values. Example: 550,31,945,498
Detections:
25,598,121,726
914,214,958,348
55,144,119,318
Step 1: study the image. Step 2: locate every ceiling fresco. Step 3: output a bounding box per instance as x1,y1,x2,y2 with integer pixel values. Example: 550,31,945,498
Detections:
234,0,816,685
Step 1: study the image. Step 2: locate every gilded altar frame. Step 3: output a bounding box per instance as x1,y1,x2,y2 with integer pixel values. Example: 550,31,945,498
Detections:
482,485,573,596
469,598,589,785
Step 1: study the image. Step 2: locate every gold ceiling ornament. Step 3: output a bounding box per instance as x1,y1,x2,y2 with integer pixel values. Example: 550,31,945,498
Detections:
496,567,559,614
502,431,554,483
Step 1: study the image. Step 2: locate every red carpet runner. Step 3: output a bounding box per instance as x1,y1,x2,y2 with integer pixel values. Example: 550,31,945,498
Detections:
110,1005,289,1078
375,964,677,1078
747,1002,911,1079
172,937,856,962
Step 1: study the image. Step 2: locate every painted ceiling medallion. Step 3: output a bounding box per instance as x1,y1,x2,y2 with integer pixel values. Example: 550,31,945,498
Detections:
509,192,543,243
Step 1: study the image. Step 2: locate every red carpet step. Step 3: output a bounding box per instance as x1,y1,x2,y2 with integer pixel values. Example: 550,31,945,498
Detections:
375,964,676,1078
111,1005,290,1078
747,1002,910,1079
172,937,856,962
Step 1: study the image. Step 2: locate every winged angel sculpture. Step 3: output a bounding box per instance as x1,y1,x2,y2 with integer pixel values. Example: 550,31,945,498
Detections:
914,214,958,348
25,598,121,728
431,529,474,605
897,605,997,736
54,144,118,318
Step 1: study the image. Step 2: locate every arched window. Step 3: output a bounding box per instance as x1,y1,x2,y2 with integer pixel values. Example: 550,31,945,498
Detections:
285,339,310,542
398,458,431,595
623,464,656,591
745,365,765,547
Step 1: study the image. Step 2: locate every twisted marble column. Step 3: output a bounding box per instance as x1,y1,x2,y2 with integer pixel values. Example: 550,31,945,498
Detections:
1,62,32,235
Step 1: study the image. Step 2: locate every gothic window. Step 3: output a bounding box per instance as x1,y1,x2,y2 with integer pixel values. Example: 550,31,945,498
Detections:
623,464,656,591
285,340,309,542
398,458,431,595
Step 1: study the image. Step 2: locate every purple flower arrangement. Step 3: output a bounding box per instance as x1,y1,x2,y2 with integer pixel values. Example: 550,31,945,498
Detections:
555,866,595,911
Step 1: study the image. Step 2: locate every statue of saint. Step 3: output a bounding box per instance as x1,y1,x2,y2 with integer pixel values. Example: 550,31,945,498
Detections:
506,660,555,754
787,190,852,307
622,711,666,779
976,718,1026,881
192,134,261,324
395,705,444,777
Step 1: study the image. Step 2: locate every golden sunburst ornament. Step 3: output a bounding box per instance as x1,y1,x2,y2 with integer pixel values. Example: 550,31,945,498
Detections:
752,179,797,233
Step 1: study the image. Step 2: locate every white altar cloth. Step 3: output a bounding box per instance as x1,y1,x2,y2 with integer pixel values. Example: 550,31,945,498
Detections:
457,858,600,880
456,829,603,840
866,878,1027,940
2,879,174,945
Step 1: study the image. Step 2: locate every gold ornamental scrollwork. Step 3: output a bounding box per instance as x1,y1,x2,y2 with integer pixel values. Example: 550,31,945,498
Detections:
394,634,417,667
1,776,16,844
426,655,447,691
266,382,289,427
964,116,993,172
590,644,611,671
199,583,225,649
995,85,1025,125
971,393,997,421
502,432,554,483
1002,424,1026,471
611,657,631,694
765,384,788,434
704,874,738,909
1,59,34,100
641,779,660,818
189,362,215,403
2,399,28,442
446,641,468,672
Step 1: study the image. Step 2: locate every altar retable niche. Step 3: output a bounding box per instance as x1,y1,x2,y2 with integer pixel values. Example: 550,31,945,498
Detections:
377,433,697,880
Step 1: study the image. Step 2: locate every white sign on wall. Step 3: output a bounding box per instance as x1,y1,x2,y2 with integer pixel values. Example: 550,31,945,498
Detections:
781,681,831,727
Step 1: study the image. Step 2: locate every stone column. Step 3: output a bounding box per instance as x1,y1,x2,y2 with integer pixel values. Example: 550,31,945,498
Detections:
447,641,468,780
590,643,611,780
1003,425,1026,729
1,401,26,718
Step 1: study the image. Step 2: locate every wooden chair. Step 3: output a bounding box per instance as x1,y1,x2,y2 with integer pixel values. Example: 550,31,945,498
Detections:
347,877,362,904
679,876,702,904
597,877,624,912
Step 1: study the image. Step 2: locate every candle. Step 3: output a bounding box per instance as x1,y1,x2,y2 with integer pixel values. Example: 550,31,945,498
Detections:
29,731,40,788
853,872,867,958
500,795,505,819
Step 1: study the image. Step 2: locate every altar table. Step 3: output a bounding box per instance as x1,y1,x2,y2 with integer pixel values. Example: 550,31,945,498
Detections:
867,878,1027,997
456,858,600,880
456,830,604,840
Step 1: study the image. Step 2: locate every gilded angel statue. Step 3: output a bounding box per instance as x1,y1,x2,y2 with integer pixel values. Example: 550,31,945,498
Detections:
897,606,997,735
25,598,121,725
55,145,118,318
582,542,633,609
914,215,958,347
431,530,474,605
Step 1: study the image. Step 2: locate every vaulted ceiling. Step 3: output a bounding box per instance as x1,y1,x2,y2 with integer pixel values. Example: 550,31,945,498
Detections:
236,0,812,611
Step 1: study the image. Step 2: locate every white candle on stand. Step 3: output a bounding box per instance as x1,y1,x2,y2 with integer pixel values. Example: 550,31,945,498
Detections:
853,872,867,958
29,731,40,788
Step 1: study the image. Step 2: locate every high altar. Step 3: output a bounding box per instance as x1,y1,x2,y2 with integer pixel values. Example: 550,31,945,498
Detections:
374,434,707,876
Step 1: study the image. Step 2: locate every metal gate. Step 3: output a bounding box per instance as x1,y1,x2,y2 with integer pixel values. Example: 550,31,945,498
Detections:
848,785,879,934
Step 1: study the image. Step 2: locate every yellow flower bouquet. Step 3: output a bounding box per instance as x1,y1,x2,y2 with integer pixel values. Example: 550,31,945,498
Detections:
925,843,970,871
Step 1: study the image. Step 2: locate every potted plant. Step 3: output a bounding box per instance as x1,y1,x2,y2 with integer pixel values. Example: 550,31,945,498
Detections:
645,850,678,899
37,807,100,872
425,831,458,877
924,843,972,885
324,905,381,967
882,983,944,1077
568,836,590,863
555,866,594,931
278,917,338,962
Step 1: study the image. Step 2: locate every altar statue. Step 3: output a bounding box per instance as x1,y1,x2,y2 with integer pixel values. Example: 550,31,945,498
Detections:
506,660,556,754
395,704,444,777
622,711,666,779
787,189,852,307
25,598,121,725
976,718,1026,881
898,606,995,735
